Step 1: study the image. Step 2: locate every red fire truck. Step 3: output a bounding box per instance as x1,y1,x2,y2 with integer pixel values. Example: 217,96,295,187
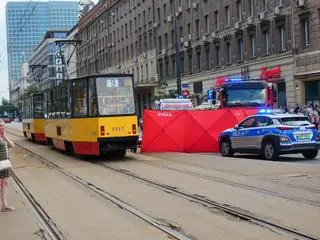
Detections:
212,66,282,109
213,76,274,109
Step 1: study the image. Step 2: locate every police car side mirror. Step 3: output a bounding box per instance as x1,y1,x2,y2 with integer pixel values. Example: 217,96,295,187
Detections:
234,124,239,130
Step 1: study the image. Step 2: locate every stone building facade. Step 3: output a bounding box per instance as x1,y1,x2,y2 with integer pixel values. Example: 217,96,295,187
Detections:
77,0,309,109
294,0,320,105
155,0,296,107
77,0,158,116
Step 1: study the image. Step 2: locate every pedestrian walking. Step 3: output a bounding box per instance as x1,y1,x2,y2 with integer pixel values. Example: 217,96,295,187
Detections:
0,119,15,212
311,107,319,130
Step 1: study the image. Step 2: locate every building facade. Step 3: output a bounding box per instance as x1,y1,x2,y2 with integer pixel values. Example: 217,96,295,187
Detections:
6,1,78,99
28,30,69,91
294,0,320,105
155,0,296,107
77,0,158,116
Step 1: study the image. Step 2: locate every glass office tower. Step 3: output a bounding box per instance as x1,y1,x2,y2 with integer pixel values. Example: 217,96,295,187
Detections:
6,1,78,87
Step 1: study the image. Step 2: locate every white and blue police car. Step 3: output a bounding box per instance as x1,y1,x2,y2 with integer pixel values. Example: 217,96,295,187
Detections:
219,109,320,160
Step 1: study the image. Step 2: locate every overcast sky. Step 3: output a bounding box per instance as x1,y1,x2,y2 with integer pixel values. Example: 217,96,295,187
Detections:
0,0,98,103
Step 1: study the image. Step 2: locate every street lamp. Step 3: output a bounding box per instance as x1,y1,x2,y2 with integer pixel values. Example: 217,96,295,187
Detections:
170,0,182,97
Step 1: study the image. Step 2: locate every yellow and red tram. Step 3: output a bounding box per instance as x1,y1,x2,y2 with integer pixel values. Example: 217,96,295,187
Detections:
22,92,46,143
43,74,139,157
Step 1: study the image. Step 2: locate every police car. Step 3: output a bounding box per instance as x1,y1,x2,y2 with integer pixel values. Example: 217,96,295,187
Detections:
219,109,320,160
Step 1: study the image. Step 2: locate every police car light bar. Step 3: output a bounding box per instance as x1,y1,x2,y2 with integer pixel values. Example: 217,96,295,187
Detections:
258,109,285,114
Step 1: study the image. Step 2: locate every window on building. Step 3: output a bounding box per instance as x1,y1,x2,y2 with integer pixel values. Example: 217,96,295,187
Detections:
159,61,163,80
165,59,169,77
249,34,256,57
225,6,230,26
263,0,267,11
278,0,283,7
186,0,191,8
196,51,201,71
205,15,209,34
215,46,220,66
148,7,152,22
263,31,270,55
172,57,176,77
187,23,191,36
180,26,183,38
146,63,148,80
214,11,219,30
143,10,146,25
237,0,242,21
171,30,175,47
301,18,310,47
226,42,231,64
141,65,144,81
237,38,244,61
188,54,192,74
181,56,185,75
248,0,253,17
279,25,286,51
158,36,162,50
131,43,134,57
157,8,161,23
125,23,128,37
195,19,200,38
205,49,210,70
163,4,167,18
165,33,168,48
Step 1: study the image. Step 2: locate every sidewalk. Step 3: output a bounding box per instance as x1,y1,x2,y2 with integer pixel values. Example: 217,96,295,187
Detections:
0,180,43,240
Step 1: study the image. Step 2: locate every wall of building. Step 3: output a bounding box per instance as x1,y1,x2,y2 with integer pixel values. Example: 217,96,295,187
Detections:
294,0,320,105
155,0,295,106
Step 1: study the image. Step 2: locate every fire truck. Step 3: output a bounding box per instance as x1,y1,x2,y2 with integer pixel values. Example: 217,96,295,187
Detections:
213,76,274,109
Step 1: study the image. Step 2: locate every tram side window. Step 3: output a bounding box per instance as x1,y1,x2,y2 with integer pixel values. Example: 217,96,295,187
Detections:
49,89,55,119
89,78,97,116
72,79,88,117
33,94,43,119
43,92,49,119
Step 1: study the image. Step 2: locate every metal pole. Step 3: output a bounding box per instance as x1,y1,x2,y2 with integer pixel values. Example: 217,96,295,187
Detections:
171,0,182,96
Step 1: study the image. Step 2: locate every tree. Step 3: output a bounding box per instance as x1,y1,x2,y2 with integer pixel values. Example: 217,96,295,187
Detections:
153,79,171,100
1,98,10,106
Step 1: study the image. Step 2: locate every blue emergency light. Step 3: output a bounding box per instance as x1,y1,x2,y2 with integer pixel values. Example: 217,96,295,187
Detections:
258,109,272,114
258,109,285,114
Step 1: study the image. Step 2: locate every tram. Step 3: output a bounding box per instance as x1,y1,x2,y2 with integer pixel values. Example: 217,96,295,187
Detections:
22,92,46,143
43,74,139,157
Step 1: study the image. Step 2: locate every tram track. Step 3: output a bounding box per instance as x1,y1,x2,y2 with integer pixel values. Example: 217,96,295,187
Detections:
8,135,194,240
11,170,67,240
124,156,320,207
133,153,320,195
95,162,318,240
6,129,320,240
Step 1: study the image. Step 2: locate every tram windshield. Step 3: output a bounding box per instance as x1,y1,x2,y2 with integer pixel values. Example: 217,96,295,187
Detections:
96,76,136,115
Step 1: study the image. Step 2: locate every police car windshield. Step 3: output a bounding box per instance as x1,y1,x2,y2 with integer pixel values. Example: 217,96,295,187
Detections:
278,117,311,126
225,88,266,107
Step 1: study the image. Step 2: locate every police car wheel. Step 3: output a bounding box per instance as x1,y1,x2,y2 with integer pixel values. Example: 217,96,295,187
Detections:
262,142,279,161
220,140,233,157
302,150,318,160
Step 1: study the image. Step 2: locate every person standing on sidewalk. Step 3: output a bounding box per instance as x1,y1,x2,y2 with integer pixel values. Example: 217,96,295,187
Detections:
0,119,15,212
